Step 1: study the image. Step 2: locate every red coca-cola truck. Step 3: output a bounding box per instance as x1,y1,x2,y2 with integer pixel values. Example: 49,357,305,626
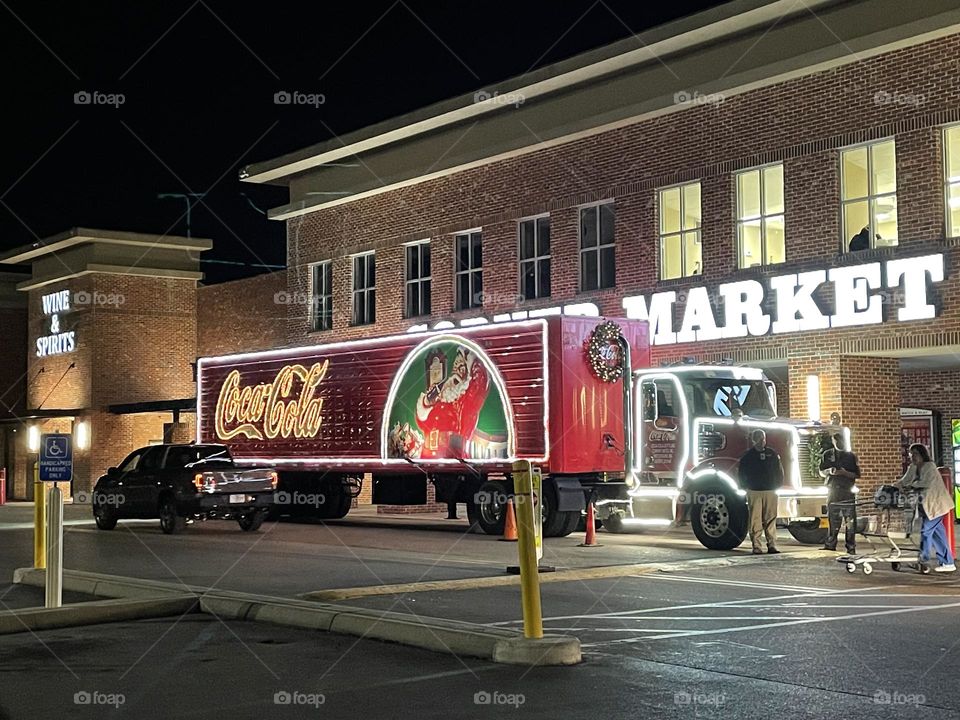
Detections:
197,316,649,537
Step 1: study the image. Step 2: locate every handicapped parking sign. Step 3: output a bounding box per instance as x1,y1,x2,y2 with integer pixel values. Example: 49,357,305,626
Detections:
40,434,73,482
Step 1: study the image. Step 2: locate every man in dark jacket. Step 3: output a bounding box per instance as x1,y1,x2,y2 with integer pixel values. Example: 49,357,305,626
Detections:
738,429,785,554
820,433,861,553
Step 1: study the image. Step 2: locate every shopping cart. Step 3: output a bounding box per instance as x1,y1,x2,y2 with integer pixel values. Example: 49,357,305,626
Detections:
834,485,930,575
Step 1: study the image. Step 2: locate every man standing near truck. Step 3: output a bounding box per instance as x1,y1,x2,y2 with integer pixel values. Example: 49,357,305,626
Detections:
738,429,784,554
820,433,860,554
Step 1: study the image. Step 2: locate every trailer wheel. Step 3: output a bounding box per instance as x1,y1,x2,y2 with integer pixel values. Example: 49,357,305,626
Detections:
690,485,747,550
540,482,578,537
787,520,828,545
473,480,508,536
602,512,625,534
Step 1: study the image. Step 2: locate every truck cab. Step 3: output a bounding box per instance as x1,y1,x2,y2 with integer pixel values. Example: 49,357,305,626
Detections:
601,365,846,550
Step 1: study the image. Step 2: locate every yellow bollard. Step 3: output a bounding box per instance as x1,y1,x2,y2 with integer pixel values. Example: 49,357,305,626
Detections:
33,463,46,569
511,459,543,639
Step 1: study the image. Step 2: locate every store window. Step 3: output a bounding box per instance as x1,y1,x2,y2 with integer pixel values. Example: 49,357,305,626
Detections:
659,182,702,279
736,164,784,268
351,252,375,326
405,242,431,318
841,139,898,250
945,125,960,238
310,261,333,332
580,203,615,291
519,216,550,300
455,231,483,310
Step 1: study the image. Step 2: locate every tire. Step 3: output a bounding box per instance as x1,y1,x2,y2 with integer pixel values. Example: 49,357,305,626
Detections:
603,513,626,534
92,495,117,531
787,519,829,545
473,480,508,536
237,509,265,532
541,483,578,538
891,562,901,572
862,563,873,575
327,487,352,519
690,485,748,550
846,562,856,573
159,495,185,535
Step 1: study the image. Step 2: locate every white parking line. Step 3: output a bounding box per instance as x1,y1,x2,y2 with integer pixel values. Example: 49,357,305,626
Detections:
647,574,826,593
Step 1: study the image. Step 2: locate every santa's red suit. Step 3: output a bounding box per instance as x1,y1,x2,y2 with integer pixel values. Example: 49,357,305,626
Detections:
415,351,489,459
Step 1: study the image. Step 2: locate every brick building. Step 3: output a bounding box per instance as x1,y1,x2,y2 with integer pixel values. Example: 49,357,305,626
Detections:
238,0,960,501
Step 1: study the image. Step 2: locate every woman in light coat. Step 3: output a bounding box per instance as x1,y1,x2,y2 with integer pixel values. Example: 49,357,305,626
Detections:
897,444,956,572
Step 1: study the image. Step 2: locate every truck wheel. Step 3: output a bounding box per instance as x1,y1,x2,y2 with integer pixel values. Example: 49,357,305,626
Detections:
603,512,626,534
328,489,352,519
787,520,829,545
159,495,185,535
238,509,265,532
690,486,747,550
541,485,579,538
473,480,508,536
92,496,117,530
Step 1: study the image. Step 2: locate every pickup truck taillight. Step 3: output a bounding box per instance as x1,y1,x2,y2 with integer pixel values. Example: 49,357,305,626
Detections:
193,473,215,493
269,471,279,489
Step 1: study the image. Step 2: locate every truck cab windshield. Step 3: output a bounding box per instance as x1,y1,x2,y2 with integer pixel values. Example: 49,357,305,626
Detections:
687,379,776,418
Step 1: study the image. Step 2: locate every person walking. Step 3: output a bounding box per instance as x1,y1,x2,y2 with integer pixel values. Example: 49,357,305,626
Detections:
820,433,861,553
738,429,784,554
896,444,956,572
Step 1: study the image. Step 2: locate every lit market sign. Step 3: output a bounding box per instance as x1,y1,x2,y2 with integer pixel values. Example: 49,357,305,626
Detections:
36,290,76,357
622,254,945,345
214,361,329,441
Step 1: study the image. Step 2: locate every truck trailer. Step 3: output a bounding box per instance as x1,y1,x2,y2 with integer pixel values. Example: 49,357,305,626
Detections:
196,315,846,548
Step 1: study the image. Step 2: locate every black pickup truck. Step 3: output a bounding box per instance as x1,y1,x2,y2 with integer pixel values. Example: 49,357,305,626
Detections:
91,443,277,534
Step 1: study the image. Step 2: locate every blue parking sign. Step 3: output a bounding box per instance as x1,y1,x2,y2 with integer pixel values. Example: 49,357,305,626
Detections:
40,434,73,482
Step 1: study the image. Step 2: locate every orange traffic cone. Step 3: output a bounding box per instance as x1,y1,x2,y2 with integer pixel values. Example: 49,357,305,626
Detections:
499,497,518,542
578,500,602,547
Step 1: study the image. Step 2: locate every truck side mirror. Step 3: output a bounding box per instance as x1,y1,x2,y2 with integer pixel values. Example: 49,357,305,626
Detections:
107,467,118,477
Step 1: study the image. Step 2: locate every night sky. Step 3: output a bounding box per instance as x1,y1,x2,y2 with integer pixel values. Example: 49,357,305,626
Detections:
0,0,721,282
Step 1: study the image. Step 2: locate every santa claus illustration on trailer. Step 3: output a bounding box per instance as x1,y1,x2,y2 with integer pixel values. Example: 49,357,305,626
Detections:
414,345,490,459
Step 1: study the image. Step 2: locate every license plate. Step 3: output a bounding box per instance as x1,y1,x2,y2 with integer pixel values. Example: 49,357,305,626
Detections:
229,494,246,504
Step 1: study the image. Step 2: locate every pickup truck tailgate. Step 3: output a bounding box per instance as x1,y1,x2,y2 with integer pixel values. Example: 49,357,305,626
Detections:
196,468,277,495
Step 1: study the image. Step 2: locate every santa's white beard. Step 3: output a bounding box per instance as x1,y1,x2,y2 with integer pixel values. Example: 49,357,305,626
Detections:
440,373,469,403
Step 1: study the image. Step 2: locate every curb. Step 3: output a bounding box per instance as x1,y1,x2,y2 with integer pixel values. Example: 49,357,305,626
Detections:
0,595,199,635
12,568,581,666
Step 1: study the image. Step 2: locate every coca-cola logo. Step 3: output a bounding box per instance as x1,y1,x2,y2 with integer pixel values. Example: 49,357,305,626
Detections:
586,321,624,383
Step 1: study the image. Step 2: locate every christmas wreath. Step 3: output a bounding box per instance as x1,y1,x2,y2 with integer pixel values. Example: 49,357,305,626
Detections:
586,320,624,383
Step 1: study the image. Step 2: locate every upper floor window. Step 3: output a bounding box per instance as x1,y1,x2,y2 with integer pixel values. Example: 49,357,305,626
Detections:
351,252,375,325
736,164,784,268
404,242,431,318
310,261,332,332
519,216,550,300
841,139,897,251
945,125,960,238
580,203,615,291
659,182,702,279
455,231,483,311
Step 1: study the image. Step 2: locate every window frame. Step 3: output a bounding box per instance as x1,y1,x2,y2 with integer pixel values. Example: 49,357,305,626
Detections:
839,138,898,251
309,260,333,332
578,201,616,292
454,229,483,311
734,163,785,269
518,214,551,301
351,251,376,326
944,124,960,239
657,181,702,279
404,240,432,318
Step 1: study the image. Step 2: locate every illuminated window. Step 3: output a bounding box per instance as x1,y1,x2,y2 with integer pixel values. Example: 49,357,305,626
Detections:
736,164,784,268
659,182,702,279
455,231,483,310
580,203,615,291
841,139,898,250
519,216,550,300
404,242,431,318
945,125,960,238
310,261,332,332
351,252,375,326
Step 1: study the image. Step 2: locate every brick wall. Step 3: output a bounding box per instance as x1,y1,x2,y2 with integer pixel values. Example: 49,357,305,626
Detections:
900,370,960,468
196,271,288,357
